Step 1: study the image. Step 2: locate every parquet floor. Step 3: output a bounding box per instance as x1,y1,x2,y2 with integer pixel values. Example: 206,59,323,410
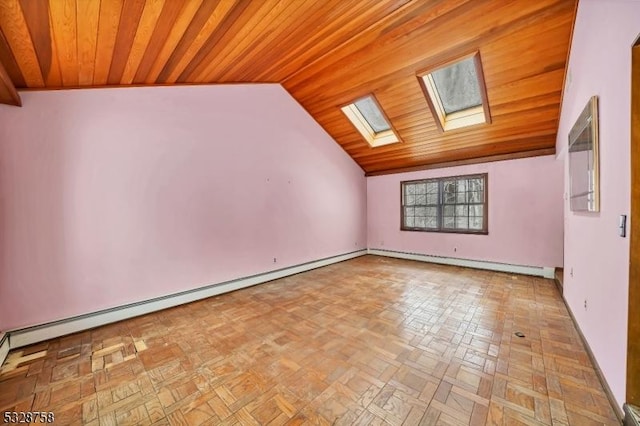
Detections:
0,255,620,425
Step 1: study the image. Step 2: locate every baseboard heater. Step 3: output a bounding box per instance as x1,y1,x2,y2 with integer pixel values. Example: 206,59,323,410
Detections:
367,248,556,278
3,249,368,359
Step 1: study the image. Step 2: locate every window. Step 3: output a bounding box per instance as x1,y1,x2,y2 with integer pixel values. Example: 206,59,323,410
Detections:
401,173,487,234
418,52,491,132
341,94,401,147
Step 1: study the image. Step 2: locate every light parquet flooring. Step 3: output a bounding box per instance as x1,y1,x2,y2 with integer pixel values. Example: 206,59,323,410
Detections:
0,255,619,425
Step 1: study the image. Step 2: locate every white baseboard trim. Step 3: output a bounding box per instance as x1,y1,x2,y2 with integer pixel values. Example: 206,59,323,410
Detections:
0,333,9,368
8,249,367,349
563,296,624,420
368,248,555,278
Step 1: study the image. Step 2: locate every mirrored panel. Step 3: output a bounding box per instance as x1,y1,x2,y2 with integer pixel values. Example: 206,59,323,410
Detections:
568,96,599,212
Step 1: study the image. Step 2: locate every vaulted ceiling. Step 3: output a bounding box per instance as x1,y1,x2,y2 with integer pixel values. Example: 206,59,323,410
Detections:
0,0,577,175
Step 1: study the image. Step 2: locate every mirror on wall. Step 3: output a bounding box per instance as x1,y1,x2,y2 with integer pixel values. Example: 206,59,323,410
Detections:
569,96,600,212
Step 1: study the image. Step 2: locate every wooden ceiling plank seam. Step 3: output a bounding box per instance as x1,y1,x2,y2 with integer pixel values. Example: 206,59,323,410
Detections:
489,69,566,103
295,46,552,112
235,0,342,81
398,119,560,141
365,148,556,176
156,0,229,84
0,53,21,105
361,146,557,171
340,124,559,162
106,0,146,85
93,0,124,85
198,0,294,82
363,146,559,171
249,0,355,81
278,0,418,85
411,123,557,143
49,0,78,86
0,0,45,86
212,0,314,81
555,0,580,145
351,136,555,162
356,116,559,148
287,0,570,100
486,59,567,88
133,0,186,83
76,0,101,86
276,4,418,81
282,0,478,91
351,129,559,161
0,27,26,87
481,19,572,66
356,138,556,167
120,0,166,85
317,102,561,129
143,0,202,84
256,0,411,82
17,0,54,85
491,96,563,119
176,0,262,83
44,0,64,88
277,0,417,79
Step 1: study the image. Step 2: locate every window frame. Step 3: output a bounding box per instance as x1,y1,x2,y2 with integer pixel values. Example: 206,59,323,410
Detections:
400,173,488,235
340,94,402,148
416,51,491,133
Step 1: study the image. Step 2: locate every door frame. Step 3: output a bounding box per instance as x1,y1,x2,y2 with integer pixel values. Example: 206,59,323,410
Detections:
627,35,640,406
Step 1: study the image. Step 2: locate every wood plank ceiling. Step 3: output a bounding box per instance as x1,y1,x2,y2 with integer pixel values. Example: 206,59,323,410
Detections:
0,0,577,175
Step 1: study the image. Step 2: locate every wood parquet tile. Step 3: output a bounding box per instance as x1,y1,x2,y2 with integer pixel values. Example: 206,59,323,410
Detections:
0,256,620,425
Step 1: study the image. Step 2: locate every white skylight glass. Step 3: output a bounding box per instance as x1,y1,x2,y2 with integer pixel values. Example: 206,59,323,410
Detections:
341,95,400,147
418,52,490,132
430,57,482,114
353,96,391,133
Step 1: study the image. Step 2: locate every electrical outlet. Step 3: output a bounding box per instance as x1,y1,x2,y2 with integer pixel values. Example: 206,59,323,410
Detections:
454,247,457,252
584,299,587,310
570,267,574,277
273,258,277,263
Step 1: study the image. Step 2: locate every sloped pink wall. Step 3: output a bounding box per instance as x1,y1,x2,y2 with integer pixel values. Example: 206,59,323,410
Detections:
367,155,564,268
0,84,367,330
556,0,639,409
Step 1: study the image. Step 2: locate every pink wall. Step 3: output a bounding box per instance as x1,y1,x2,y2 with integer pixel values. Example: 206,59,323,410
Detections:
0,84,367,330
367,155,564,268
556,0,639,409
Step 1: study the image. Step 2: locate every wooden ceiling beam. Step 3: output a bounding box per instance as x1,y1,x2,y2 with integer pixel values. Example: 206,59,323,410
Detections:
0,58,21,106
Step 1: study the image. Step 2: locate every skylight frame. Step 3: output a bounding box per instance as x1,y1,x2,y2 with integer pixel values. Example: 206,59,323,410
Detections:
417,51,491,133
341,94,401,148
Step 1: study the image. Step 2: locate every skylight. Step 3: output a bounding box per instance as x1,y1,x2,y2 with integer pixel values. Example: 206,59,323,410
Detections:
353,97,391,133
341,95,400,147
418,52,490,132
